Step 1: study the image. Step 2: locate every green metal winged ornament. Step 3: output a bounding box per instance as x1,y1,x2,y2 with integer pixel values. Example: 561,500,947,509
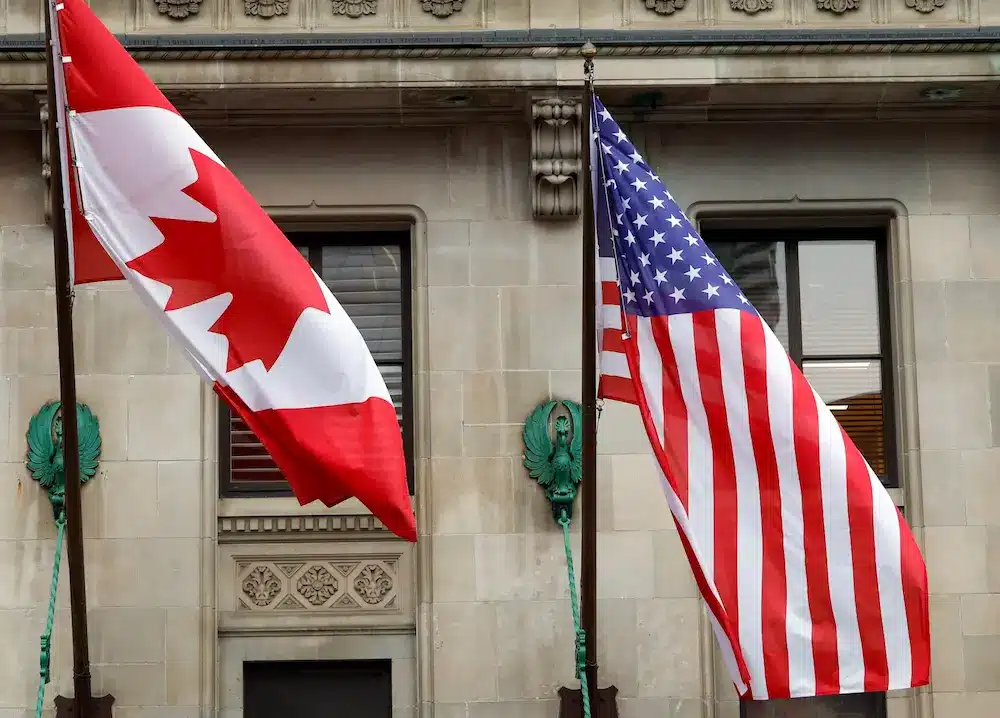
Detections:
25,401,101,519
522,399,583,522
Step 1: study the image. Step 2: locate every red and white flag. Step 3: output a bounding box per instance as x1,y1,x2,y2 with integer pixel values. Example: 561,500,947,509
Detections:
51,0,416,541
592,97,930,699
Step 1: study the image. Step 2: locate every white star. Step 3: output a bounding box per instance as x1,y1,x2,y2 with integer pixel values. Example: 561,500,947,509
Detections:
738,293,749,304
631,178,647,192
614,128,627,143
616,213,624,224
605,179,617,188
721,274,733,285
634,214,649,228
614,160,630,175
666,215,682,228
611,227,618,238
592,131,599,141
653,269,667,285
639,253,651,267
664,188,673,200
623,288,636,303
599,108,612,122
684,233,699,246
702,283,720,299
649,230,666,246
649,196,665,210
650,173,661,183
667,247,683,264
601,143,612,155
684,265,702,282
669,287,685,303
621,197,631,210
643,290,655,305
702,253,717,266
630,151,643,164
630,270,640,285
623,230,636,245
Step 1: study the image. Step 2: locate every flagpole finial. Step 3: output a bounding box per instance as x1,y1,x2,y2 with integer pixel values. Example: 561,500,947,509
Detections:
581,41,597,58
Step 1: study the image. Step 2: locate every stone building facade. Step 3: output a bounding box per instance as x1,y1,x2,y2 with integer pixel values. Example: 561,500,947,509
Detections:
1,1,999,717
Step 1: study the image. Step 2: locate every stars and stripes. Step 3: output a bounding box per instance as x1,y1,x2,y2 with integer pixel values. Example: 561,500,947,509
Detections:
591,96,930,700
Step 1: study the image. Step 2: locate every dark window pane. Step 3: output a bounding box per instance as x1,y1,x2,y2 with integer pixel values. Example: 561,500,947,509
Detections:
799,241,880,357
708,241,789,351
803,360,886,480
743,692,884,718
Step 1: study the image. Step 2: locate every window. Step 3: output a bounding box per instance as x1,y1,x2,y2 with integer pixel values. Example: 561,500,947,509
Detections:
704,227,897,489
219,230,414,497
244,660,392,718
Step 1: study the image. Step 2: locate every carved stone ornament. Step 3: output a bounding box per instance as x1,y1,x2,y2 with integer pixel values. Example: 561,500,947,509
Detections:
354,564,393,604
296,565,338,605
242,566,282,607
731,0,773,12
645,0,685,14
531,97,582,219
37,97,51,226
155,0,203,19
815,0,860,11
905,0,944,11
245,0,288,16
421,0,462,16
331,0,375,15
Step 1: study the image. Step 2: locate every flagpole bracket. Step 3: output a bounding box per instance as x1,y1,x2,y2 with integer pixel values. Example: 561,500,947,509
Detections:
521,399,583,524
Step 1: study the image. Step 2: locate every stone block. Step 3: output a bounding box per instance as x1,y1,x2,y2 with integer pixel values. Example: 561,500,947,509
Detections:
495,600,574,700
610,453,672,532
428,371,464,458
427,221,472,288
432,602,499,703
635,598,702,699
930,595,965,692
918,449,967,526
1,226,55,291
915,362,991,450
964,635,1000,691
924,525,988,594
963,449,1000,526
907,214,971,281
597,531,655,599
89,290,170,374
126,375,202,461
910,281,948,362
431,534,477,603
652,530,699,599
90,606,166,664
136,537,202,608
100,460,159,540
970,214,1000,280
944,282,1000,362
961,594,1000,637
470,222,533,287
427,287,501,371
462,370,550,425
500,286,581,371
94,662,167,707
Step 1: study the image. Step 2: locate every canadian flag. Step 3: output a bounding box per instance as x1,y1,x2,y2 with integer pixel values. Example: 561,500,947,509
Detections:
52,0,417,541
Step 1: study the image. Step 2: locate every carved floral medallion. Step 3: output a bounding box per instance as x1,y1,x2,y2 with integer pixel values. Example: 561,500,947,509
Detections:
815,0,859,11
155,0,202,19
905,0,944,11
331,0,376,16
242,566,282,607
645,0,685,13
354,564,393,604
245,0,288,16
296,566,338,606
731,0,773,12
420,0,462,16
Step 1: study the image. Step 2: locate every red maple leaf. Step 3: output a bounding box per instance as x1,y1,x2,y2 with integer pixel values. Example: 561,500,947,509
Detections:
127,149,327,373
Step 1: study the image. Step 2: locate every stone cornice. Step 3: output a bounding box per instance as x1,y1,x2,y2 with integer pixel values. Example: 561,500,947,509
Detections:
2,26,1000,61
218,513,391,542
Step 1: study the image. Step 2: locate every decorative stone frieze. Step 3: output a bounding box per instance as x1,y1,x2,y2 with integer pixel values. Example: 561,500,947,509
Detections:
645,0,686,14
531,97,582,219
420,0,462,16
331,0,376,16
155,0,203,19
731,0,773,12
37,96,51,225
816,0,860,11
236,558,400,612
905,0,944,11
245,0,289,17
217,513,388,542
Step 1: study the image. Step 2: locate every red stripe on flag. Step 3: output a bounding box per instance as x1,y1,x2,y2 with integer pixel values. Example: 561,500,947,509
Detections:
901,512,931,686
602,281,621,305
603,327,627,354
692,312,740,635
789,361,840,694
599,375,637,404
741,313,790,698
842,427,889,691
650,316,689,511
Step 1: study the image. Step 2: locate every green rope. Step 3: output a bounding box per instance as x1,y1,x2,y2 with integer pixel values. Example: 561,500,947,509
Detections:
36,511,66,718
558,510,591,718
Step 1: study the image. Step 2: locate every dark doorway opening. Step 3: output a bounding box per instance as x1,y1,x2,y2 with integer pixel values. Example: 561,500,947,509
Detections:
244,659,393,718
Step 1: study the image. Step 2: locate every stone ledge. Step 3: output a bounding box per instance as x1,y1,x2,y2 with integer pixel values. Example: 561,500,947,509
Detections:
218,513,391,543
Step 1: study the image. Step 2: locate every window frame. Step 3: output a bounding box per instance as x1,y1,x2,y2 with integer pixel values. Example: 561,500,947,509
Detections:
218,228,415,498
701,225,898,490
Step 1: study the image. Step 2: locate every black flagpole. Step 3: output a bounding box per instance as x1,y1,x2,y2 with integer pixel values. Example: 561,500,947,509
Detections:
43,3,99,717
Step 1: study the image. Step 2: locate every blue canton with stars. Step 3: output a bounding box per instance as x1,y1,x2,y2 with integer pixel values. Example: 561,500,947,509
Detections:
593,97,754,319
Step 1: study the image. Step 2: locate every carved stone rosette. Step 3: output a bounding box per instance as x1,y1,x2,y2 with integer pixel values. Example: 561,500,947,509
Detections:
645,0,685,14
531,97,582,219
905,0,944,11
236,559,399,611
731,0,773,13
245,0,289,17
331,0,375,15
155,0,203,19
420,0,462,16
815,0,860,11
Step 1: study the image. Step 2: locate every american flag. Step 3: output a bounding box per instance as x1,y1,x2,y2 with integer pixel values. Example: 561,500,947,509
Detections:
591,96,930,700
